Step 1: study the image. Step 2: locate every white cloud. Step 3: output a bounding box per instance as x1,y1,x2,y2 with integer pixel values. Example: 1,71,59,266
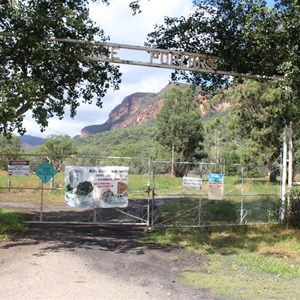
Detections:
23,0,194,138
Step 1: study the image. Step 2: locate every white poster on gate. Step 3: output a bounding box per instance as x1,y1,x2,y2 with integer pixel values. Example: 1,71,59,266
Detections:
183,176,203,187
65,166,129,208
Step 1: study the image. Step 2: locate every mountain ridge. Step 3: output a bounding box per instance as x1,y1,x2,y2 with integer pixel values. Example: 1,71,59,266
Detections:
80,83,189,137
20,135,45,147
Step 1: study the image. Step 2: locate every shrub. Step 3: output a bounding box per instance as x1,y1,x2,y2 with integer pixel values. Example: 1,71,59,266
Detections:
285,189,300,228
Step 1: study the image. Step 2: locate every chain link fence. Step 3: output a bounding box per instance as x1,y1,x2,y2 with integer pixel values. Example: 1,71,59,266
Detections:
0,154,151,225
0,154,282,227
151,161,281,227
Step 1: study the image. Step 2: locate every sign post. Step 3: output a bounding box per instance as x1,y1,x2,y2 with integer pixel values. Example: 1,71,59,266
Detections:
35,162,58,221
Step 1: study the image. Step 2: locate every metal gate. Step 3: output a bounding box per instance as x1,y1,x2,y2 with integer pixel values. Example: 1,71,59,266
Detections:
151,161,281,227
0,154,151,226
0,154,282,227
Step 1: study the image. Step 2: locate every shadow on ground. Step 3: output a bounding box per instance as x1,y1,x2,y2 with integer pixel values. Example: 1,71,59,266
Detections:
1,224,167,254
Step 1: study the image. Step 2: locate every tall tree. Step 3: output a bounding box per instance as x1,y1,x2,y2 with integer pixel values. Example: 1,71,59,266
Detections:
146,0,300,171
208,79,299,180
0,134,23,170
37,135,76,171
145,0,300,104
0,0,121,135
275,0,300,99
224,80,288,161
156,86,204,176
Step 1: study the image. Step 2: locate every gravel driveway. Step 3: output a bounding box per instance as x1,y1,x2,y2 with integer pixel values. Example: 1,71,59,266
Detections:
0,224,227,300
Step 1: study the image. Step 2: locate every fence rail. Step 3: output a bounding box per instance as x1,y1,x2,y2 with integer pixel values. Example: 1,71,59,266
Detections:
0,154,282,227
151,161,281,227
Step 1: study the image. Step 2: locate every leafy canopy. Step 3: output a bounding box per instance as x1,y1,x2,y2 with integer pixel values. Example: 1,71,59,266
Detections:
221,80,288,163
36,134,76,171
0,134,23,170
0,0,123,135
146,0,299,97
156,86,204,164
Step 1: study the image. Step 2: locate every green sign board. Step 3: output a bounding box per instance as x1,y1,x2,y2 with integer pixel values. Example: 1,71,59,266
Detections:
35,161,57,183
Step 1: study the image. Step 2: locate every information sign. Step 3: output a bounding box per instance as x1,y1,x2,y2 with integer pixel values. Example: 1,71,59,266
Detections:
35,162,57,183
208,173,224,200
8,160,30,177
65,166,129,208
183,176,203,187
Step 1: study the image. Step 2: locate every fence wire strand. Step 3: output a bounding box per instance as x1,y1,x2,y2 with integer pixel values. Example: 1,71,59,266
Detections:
0,154,281,227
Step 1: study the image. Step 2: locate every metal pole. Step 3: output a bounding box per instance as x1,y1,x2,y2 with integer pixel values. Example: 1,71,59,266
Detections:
171,144,174,177
40,182,44,222
281,126,288,221
93,207,97,222
240,166,244,225
287,123,293,206
198,163,203,226
147,157,151,226
151,161,156,227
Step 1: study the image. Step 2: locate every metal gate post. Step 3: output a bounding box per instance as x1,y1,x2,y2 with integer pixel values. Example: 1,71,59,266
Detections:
197,163,203,227
146,158,151,226
151,161,156,227
40,182,44,222
240,166,245,225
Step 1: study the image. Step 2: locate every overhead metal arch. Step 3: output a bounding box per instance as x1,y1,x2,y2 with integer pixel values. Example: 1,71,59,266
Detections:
0,32,283,79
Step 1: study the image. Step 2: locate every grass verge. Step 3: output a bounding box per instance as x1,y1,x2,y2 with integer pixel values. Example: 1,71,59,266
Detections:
144,225,300,299
0,209,28,242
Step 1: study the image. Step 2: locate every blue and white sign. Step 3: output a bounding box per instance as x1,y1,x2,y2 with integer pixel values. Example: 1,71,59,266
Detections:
208,173,224,200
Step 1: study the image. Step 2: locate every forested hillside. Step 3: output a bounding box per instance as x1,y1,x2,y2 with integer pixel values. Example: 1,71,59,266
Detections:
74,119,158,158
72,91,230,162
71,79,299,169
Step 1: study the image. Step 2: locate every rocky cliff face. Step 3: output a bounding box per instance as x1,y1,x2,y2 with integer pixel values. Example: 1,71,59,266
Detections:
80,83,185,137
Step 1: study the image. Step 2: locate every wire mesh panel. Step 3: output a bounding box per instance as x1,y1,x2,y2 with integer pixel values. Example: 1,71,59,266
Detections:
152,161,281,227
0,154,282,227
0,154,151,225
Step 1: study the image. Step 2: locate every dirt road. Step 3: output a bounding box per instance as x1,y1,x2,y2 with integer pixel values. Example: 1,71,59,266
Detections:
0,224,226,300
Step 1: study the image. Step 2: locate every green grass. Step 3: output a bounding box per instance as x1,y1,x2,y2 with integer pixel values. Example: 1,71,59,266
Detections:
153,174,280,196
144,225,300,299
0,171,280,200
0,209,28,241
154,196,280,226
0,172,281,228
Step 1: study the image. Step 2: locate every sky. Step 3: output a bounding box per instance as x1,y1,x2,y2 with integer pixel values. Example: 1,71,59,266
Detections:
22,0,194,138
22,0,274,138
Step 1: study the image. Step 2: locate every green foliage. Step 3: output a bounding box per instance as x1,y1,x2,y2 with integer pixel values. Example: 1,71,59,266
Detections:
202,79,300,178
0,209,28,239
0,0,121,135
34,135,76,171
285,189,300,228
203,114,240,164
223,80,289,164
73,120,164,159
145,226,300,299
156,87,204,176
146,0,300,111
0,135,23,170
